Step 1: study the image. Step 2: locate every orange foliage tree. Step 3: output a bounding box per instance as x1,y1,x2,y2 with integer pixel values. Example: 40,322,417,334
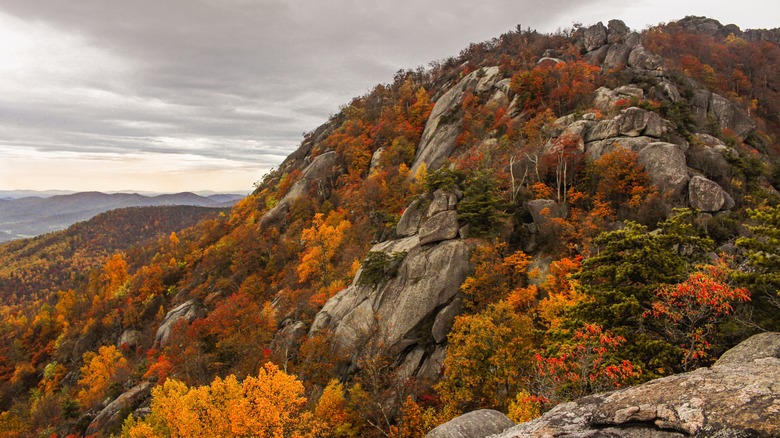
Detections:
644,260,750,370
460,242,533,311
76,345,130,410
533,323,640,404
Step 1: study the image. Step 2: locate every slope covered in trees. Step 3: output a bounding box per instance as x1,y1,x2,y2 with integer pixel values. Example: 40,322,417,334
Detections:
0,16,778,437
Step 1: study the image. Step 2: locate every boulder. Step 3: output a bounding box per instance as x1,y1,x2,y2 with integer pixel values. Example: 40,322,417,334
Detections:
637,142,690,197
526,199,566,238
419,211,460,245
628,45,664,70
426,410,514,438
583,44,609,65
714,331,780,367
86,382,151,436
617,107,665,137
427,190,451,217
492,332,780,437
690,91,755,138
603,43,634,69
607,19,631,41
708,92,755,137
583,22,608,51
117,330,141,351
689,176,730,212
154,300,198,347
592,86,644,111
584,119,619,142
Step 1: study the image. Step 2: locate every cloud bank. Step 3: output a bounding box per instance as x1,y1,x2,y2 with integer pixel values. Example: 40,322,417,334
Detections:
0,0,776,191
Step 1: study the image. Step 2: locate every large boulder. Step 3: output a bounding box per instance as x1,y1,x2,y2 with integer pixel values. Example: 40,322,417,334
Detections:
688,175,732,212
627,45,664,70
86,382,151,436
583,22,608,51
419,211,460,245
637,142,690,197
397,197,429,237
154,300,198,347
411,67,501,175
491,332,780,437
426,410,514,438
617,107,665,137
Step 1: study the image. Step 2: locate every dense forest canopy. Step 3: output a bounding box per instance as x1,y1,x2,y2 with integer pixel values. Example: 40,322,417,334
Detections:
0,16,778,437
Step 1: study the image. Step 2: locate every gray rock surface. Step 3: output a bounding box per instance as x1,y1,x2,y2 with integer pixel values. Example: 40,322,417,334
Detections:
311,235,470,377
427,410,514,438
617,107,665,138
627,45,664,70
714,332,780,367
584,119,619,142
432,297,463,344
491,332,780,438
419,211,460,245
154,300,198,347
397,196,430,237
86,382,151,436
691,90,755,138
688,176,729,212
685,142,732,186
411,67,501,175
261,151,338,225
637,143,690,197
583,22,608,51
585,136,655,160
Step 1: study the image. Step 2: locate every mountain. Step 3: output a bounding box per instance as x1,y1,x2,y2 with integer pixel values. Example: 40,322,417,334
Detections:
0,16,778,437
0,191,245,242
0,205,228,304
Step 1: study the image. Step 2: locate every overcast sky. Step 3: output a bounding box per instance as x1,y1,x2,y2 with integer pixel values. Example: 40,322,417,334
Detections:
0,1,777,193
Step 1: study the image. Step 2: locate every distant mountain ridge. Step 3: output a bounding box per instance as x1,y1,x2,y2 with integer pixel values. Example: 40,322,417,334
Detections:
0,191,244,242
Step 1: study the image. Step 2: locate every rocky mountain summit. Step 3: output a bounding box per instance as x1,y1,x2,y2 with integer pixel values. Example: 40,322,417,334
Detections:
299,18,761,381
429,332,780,438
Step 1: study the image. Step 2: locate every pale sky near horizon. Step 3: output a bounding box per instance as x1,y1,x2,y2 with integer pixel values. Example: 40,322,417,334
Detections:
0,1,777,193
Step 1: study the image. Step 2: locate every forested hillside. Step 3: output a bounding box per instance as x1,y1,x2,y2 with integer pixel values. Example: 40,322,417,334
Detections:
0,16,778,437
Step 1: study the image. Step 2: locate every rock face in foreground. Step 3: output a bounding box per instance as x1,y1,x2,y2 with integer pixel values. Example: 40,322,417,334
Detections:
490,332,780,438
427,410,514,438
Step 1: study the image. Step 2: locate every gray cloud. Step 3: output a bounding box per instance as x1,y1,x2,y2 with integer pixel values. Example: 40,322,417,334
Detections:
0,0,775,191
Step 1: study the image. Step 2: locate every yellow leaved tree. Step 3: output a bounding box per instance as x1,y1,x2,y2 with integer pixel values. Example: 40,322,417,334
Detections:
122,362,313,437
76,345,130,410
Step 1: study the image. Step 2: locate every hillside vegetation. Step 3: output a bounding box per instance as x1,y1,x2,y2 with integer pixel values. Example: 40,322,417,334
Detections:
0,16,778,437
